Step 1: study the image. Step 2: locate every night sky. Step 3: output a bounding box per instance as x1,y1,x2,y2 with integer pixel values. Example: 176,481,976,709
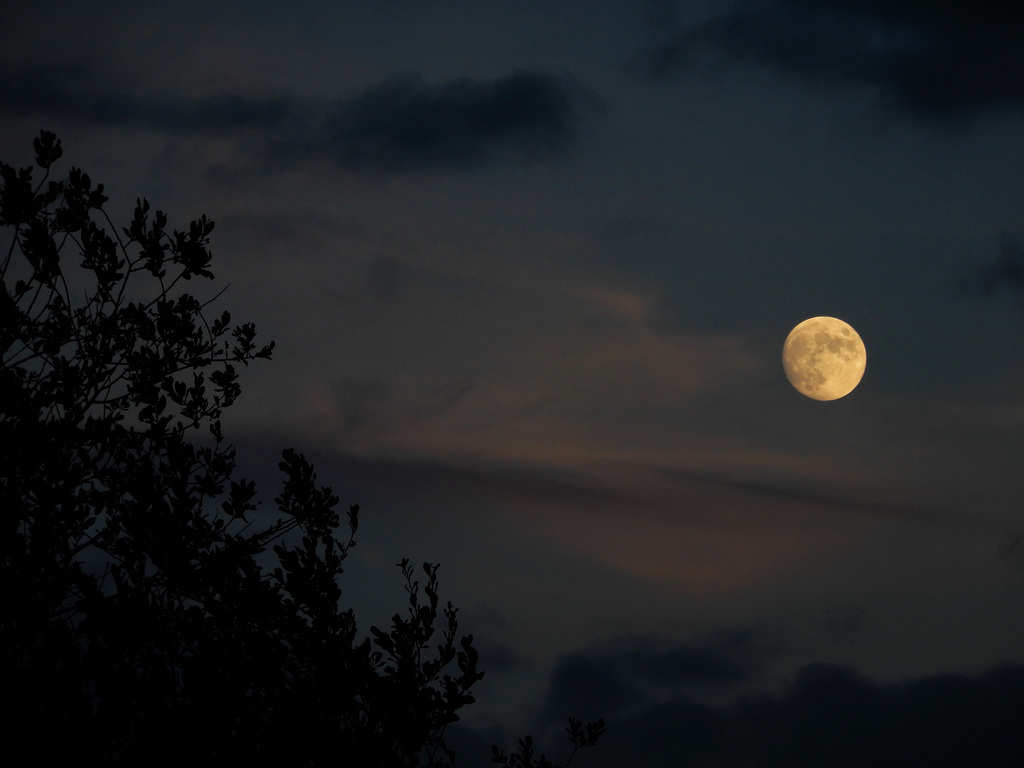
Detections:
3,1,1023,764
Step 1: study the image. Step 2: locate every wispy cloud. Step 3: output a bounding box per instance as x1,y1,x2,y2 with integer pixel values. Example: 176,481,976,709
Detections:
0,60,600,173
0,60,300,131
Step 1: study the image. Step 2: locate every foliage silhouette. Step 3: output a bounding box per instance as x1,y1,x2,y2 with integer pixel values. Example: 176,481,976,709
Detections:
491,718,606,768
0,131,601,767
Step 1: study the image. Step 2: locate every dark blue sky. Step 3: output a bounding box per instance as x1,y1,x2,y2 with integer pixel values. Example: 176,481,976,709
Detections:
3,1,1023,764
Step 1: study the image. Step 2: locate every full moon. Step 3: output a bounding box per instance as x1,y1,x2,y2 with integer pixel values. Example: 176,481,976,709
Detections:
782,316,866,401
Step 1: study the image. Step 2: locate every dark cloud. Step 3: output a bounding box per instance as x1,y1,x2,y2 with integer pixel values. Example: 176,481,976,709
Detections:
813,604,865,644
536,657,1024,768
328,377,395,434
365,256,402,302
964,236,1024,302
542,630,777,724
0,60,300,132
471,636,526,675
0,61,597,172
638,0,1024,122
544,655,645,722
727,664,1024,768
313,71,596,172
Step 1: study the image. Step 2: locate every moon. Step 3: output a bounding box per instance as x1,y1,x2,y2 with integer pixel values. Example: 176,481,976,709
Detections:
782,316,866,401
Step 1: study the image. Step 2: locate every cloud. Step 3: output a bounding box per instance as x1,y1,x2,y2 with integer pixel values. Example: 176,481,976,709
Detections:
327,377,396,434
0,60,300,132
364,255,403,303
964,235,1024,302
504,463,880,596
638,0,1024,122
542,630,777,723
730,664,1024,768
0,61,598,172
312,71,598,172
535,654,1024,767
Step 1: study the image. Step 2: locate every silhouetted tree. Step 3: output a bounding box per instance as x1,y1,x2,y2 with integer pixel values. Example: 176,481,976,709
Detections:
0,131,600,767
491,718,606,768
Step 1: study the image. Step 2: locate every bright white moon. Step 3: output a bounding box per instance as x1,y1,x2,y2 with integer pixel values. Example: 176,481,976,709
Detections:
782,316,866,401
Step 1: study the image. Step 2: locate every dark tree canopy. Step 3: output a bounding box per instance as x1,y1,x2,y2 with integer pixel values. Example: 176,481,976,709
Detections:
0,131,601,767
